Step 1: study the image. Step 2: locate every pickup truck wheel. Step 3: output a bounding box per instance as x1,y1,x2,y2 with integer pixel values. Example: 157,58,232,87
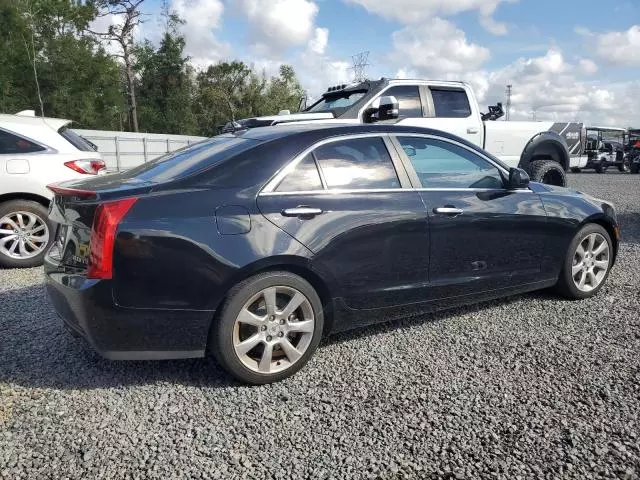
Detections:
0,200,53,268
527,160,567,186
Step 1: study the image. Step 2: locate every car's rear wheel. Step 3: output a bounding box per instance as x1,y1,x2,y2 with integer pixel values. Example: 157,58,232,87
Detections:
211,271,324,384
0,200,53,268
554,224,613,299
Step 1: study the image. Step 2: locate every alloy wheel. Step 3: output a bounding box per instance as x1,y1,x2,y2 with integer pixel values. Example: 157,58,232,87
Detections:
232,286,315,374
0,211,50,259
572,232,610,292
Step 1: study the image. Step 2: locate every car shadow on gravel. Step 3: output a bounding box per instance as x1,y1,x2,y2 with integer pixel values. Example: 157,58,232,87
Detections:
617,212,640,246
1,283,554,390
0,284,239,390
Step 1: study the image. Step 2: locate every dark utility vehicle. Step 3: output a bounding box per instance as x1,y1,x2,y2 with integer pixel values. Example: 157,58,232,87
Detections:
45,124,618,384
626,128,640,174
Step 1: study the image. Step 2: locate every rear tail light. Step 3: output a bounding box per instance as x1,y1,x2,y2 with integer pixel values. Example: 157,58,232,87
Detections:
64,159,106,175
46,184,96,199
87,197,138,279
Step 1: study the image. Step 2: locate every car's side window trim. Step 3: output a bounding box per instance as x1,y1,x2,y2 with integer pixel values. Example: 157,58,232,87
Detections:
420,86,436,118
261,133,410,194
310,151,329,189
0,127,55,155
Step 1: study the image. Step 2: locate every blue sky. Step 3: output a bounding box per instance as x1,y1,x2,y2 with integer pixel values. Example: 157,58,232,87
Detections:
128,0,640,125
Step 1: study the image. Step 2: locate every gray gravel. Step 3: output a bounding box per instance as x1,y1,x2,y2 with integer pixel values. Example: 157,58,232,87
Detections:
1,172,639,479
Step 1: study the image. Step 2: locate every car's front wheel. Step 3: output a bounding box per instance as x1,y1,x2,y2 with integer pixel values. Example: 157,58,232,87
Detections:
0,200,54,268
211,271,324,384
554,224,613,299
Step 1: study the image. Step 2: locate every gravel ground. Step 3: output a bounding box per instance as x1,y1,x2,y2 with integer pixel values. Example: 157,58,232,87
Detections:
1,173,639,479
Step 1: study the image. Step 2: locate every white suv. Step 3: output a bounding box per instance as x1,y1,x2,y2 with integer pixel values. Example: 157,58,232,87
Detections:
0,111,105,268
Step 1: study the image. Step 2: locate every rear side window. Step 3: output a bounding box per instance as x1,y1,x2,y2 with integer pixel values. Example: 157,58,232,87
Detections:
313,137,400,190
121,136,258,183
382,86,423,118
276,154,323,192
431,88,472,118
58,127,97,152
0,129,46,154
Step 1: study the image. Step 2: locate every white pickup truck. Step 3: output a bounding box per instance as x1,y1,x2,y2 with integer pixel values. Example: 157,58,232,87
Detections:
223,78,586,187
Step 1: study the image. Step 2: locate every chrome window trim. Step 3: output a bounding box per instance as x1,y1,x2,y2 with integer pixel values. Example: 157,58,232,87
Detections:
262,133,397,194
0,126,57,155
259,187,533,197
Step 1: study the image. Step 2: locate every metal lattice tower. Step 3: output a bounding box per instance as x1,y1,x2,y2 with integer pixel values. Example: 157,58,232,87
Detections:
351,51,370,82
505,84,512,121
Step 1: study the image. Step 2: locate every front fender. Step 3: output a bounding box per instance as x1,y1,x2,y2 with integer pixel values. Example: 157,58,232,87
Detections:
519,131,570,171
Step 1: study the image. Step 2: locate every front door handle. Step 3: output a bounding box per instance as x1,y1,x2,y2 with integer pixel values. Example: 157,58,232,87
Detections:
433,207,464,216
467,127,479,134
282,207,323,218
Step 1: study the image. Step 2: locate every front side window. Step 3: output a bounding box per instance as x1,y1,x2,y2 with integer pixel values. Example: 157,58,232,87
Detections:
397,136,504,189
431,88,472,118
0,130,46,154
313,137,400,190
381,85,423,118
276,154,323,192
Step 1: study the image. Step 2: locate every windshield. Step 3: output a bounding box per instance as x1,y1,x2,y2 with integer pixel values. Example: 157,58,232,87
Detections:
306,91,367,115
121,136,258,183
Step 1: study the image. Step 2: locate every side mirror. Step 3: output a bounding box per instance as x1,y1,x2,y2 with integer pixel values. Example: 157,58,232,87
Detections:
378,96,399,121
508,167,530,189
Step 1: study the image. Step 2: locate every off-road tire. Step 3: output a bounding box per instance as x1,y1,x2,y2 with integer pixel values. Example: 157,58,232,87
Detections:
595,159,608,174
210,271,324,385
618,158,631,173
0,200,54,268
527,160,567,186
631,162,640,174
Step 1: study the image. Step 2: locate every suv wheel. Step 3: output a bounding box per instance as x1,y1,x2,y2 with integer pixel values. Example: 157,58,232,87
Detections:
554,224,613,299
0,200,54,268
618,158,631,173
211,271,324,384
527,160,567,186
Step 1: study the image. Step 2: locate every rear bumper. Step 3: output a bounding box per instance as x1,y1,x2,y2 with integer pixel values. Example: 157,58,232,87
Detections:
44,257,212,360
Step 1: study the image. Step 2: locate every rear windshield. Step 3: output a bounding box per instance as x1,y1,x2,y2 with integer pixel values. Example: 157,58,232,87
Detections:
58,127,97,152
121,136,258,183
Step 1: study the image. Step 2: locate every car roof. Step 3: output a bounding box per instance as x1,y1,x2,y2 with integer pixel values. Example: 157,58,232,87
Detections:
224,123,471,143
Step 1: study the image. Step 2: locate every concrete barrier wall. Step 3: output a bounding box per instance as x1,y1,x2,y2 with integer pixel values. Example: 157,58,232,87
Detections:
72,129,207,171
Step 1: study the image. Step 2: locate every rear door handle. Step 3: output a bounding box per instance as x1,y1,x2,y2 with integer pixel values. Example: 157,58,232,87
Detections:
467,127,479,134
433,207,464,216
282,207,323,218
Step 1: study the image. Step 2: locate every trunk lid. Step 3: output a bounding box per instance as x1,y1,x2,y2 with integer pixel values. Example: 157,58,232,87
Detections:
47,175,154,270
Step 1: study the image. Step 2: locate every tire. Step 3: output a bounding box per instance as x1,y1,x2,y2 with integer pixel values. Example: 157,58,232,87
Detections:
554,224,613,299
527,160,567,186
595,159,608,174
631,162,640,174
0,200,54,268
210,271,324,384
617,159,630,173
570,167,581,173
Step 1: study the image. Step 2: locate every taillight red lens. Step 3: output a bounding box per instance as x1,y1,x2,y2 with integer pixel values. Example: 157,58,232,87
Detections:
87,198,138,279
64,159,106,175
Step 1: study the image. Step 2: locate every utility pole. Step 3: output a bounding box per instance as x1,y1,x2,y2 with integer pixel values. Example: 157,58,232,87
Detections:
505,84,512,121
351,51,370,82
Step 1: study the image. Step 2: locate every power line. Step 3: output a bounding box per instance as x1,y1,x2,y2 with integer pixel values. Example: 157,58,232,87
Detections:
505,84,512,121
351,51,370,82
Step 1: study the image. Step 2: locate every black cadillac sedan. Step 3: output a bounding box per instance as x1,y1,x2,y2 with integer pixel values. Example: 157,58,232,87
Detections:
45,124,619,384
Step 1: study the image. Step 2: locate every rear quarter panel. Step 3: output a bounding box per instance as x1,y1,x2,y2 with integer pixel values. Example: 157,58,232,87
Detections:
484,121,554,166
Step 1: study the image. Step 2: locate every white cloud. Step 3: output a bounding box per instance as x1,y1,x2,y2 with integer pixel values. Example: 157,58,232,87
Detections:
308,27,329,55
239,0,319,52
172,0,228,67
578,58,598,75
592,25,640,66
343,0,515,34
390,18,491,75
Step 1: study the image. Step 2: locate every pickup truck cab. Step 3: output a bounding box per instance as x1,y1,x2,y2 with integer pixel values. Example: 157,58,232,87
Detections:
223,78,586,187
